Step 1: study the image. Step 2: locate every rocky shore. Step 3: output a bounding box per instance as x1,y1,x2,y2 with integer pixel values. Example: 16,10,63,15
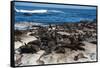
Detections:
14,20,97,66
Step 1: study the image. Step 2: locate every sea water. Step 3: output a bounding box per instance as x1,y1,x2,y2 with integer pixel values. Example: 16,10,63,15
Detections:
15,5,96,24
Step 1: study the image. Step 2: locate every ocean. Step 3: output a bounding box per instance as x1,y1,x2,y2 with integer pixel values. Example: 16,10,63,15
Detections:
15,5,96,24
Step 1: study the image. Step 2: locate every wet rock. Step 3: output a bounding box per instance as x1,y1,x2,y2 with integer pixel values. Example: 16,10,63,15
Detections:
15,36,22,42
90,41,97,44
54,46,65,54
36,59,44,65
15,54,23,66
18,43,39,54
15,30,23,36
27,40,41,46
89,53,96,60
74,53,87,61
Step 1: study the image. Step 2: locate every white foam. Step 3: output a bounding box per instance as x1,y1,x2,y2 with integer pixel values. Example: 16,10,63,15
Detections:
15,8,64,14
15,22,43,30
15,8,48,13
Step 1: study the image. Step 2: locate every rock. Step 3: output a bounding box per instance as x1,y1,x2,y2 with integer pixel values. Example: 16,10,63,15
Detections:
15,54,23,66
18,43,39,54
74,53,87,61
15,30,23,36
54,46,65,54
27,40,41,47
90,41,97,44
36,59,44,65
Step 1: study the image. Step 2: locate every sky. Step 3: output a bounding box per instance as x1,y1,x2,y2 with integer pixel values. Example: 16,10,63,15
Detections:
15,1,96,10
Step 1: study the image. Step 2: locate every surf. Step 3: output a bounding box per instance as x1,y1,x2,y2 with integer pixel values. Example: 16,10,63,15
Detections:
15,8,64,14
15,8,48,13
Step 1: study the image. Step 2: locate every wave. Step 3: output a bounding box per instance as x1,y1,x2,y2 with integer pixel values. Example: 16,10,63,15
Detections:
15,22,46,30
15,8,47,13
48,10,65,13
15,8,64,14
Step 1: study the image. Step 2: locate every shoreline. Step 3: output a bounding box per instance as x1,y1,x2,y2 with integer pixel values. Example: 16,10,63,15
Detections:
14,21,97,66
